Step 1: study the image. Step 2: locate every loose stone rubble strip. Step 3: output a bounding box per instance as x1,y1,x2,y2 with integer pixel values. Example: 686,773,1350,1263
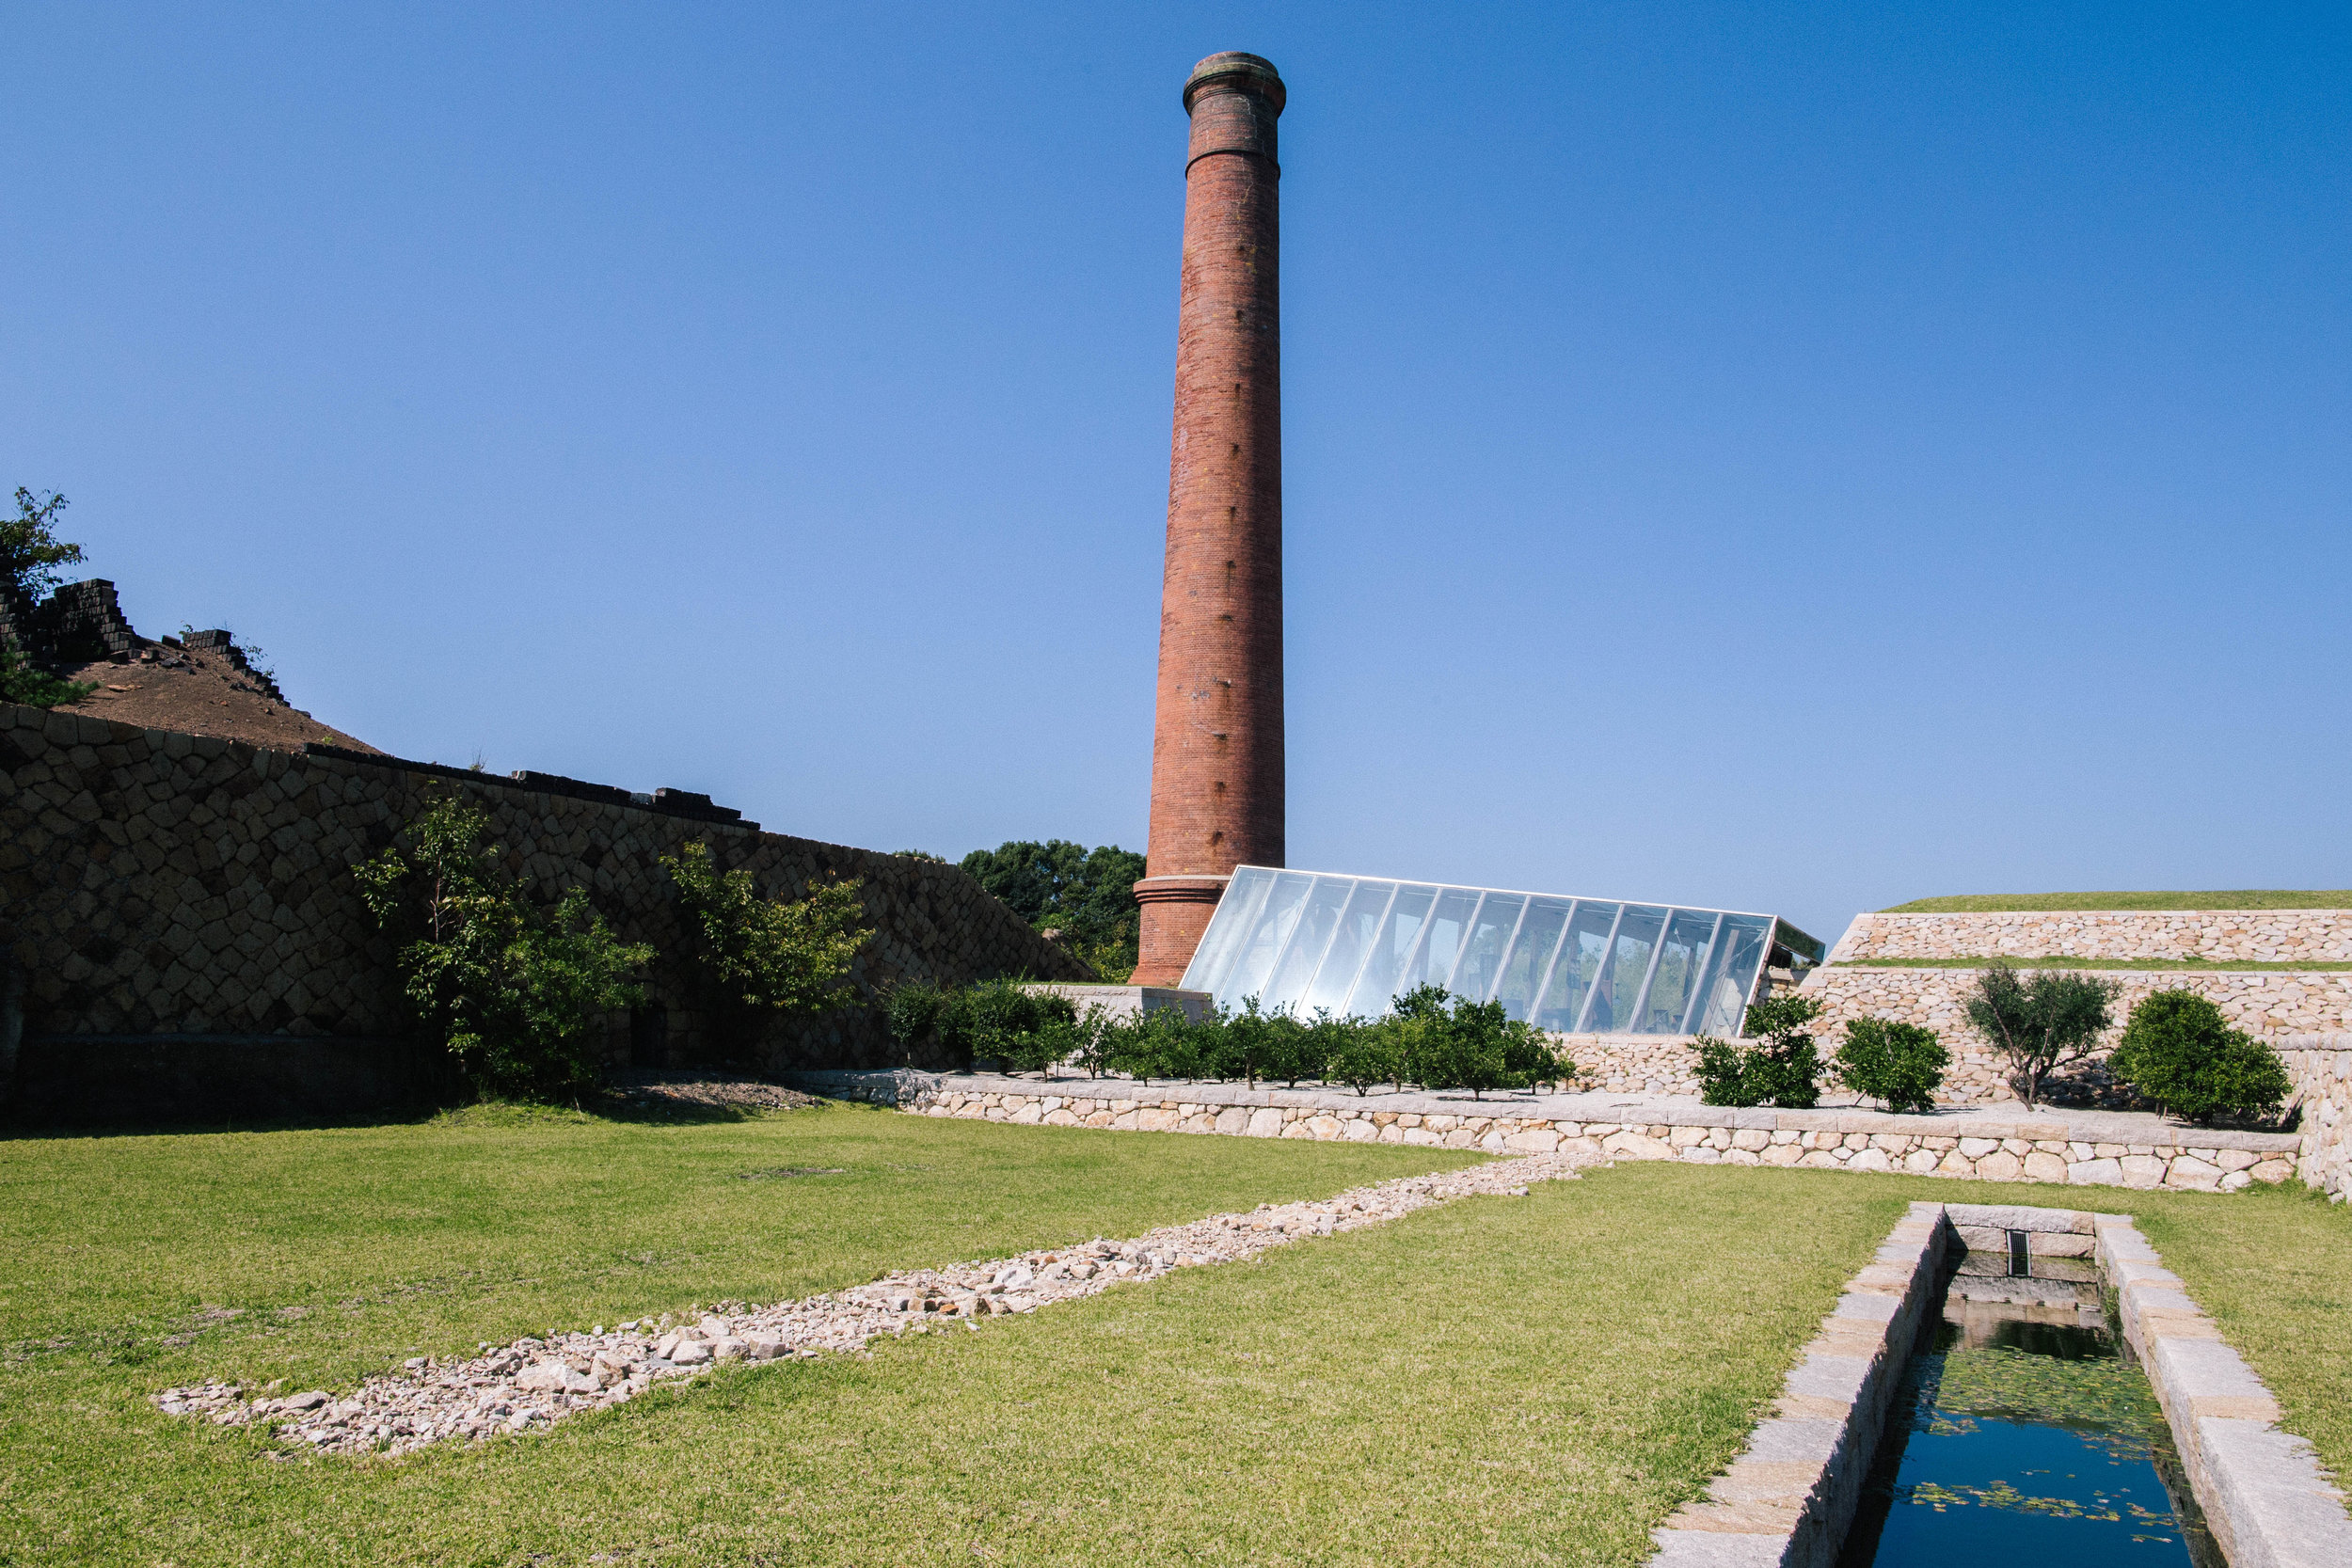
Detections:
150,1150,1593,1458
788,1069,2300,1193
2099,1212,2352,1568
1648,1202,1949,1568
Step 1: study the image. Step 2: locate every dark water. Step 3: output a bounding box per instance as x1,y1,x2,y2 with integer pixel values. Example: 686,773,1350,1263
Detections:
1838,1259,2218,1568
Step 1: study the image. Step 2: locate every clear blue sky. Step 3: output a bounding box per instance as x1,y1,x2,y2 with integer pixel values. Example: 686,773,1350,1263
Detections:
8,3,2348,943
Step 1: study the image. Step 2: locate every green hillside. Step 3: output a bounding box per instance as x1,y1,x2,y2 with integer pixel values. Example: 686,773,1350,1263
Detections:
1882,891,2352,913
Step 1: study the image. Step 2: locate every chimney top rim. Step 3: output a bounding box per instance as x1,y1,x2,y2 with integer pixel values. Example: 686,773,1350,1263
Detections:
1184,52,1284,115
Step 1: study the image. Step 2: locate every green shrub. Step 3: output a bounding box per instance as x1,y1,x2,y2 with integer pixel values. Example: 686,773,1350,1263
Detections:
356,796,649,1101
879,978,1570,1096
1832,1017,1947,1113
2108,990,2294,1126
881,976,1077,1071
0,641,97,708
1963,962,2120,1109
1695,996,1823,1108
660,841,873,1051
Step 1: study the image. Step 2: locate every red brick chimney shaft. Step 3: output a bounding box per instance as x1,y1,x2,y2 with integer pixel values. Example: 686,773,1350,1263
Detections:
1132,53,1286,987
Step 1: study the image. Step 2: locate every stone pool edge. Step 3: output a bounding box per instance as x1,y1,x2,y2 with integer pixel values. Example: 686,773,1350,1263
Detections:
2101,1215,2352,1568
1647,1201,1950,1568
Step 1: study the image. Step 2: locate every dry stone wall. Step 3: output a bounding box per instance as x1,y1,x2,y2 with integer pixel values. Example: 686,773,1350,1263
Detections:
1829,910,2352,963
0,702,1087,1107
2280,1037,2352,1200
792,1071,2301,1195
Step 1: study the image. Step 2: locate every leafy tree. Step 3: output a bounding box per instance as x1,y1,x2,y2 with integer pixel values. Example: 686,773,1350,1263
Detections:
881,975,1079,1072
2,488,84,599
0,489,97,708
1695,996,1824,1108
959,839,1146,979
660,842,871,1052
356,796,648,1101
1832,1017,1947,1114
1963,962,2120,1110
1391,984,1564,1098
2108,990,2293,1126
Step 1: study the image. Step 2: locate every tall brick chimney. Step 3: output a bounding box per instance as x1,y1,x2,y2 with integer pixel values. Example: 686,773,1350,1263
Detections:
1131,52,1286,986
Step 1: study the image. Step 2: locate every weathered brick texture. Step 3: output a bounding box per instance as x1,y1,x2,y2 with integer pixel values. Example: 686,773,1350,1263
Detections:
1136,52,1288,985
0,703,1087,1088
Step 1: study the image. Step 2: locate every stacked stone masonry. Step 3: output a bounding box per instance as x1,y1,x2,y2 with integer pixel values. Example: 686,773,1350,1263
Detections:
1829,910,2352,963
792,1072,2302,1195
0,703,1087,1075
2281,1038,2352,1200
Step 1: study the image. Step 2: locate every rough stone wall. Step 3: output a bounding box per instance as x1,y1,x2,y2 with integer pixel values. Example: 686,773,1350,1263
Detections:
800,1072,2300,1194
1794,965,2352,1104
0,703,1088,1086
1829,910,2352,963
2280,1037,2352,1200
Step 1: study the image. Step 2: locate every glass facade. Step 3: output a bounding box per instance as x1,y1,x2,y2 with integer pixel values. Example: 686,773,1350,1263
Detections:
1178,866,1817,1037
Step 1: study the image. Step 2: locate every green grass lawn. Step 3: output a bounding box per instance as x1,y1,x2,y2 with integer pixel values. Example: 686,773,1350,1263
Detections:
1831,956,2352,971
3,1108,2346,1565
1881,890,2352,912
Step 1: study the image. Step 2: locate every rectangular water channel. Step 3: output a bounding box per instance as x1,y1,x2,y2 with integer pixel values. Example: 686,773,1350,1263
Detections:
1837,1224,2221,1567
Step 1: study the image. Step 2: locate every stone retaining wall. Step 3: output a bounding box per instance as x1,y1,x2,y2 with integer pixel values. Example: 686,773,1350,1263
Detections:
2280,1037,2352,1200
0,703,1086,1103
1794,964,2352,1104
792,1071,2301,1195
1829,910,2352,963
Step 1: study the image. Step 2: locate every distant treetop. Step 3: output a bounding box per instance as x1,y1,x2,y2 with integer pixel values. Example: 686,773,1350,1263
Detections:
1881,891,2352,913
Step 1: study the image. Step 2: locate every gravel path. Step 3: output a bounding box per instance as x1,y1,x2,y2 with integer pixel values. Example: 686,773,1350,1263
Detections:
153,1149,1595,1458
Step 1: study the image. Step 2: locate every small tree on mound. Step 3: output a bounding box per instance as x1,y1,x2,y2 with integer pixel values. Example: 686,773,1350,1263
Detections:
1962,962,2119,1110
1833,1017,1947,1114
2108,990,2293,1126
357,796,649,1101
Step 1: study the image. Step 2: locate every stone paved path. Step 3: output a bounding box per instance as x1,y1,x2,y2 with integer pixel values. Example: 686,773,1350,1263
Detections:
153,1148,1596,1457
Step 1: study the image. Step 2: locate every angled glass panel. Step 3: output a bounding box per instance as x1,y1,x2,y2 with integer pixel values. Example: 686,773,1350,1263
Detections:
1180,866,1277,995
1259,876,1354,1016
1343,883,1438,1017
1493,896,1573,1022
1535,901,1620,1031
1301,879,1397,1016
1447,893,1526,1004
1634,910,1723,1035
1215,871,1315,1010
1399,887,1482,997
1690,914,1773,1036
1577,904,1665,1033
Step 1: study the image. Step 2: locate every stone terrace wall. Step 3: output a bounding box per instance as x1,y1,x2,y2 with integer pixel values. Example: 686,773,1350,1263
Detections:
794,1072,2300,1195
2280,1037,2352,1200
1797,965,2352,1104
0,703,1088,1103
1829,910,2352,963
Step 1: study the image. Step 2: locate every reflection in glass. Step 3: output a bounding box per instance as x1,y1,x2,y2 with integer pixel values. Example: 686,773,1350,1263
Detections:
1493,897,1573,1022
1181,866,1276,996
1578,905,1665,1033
1691,915,1772,1035
1219,872,1316,1005
1261,877,1354,1010
1343,884,1437,1017
1402,888,1482,994
1189,869,1786,1036
1637,910,1724,1035
1447,894,1526,1003
1535,902,1621,1030
1302,880,1397,1015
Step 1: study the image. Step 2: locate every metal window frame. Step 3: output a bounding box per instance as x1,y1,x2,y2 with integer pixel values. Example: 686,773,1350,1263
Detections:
1570,902,1630,1034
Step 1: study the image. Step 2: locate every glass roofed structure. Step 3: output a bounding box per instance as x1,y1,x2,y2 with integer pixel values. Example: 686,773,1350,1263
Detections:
1178,867,1823,1037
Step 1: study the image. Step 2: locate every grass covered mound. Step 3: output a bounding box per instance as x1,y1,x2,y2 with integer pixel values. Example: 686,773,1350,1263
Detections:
1882,891,2352,913
3,1110,2346,1564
